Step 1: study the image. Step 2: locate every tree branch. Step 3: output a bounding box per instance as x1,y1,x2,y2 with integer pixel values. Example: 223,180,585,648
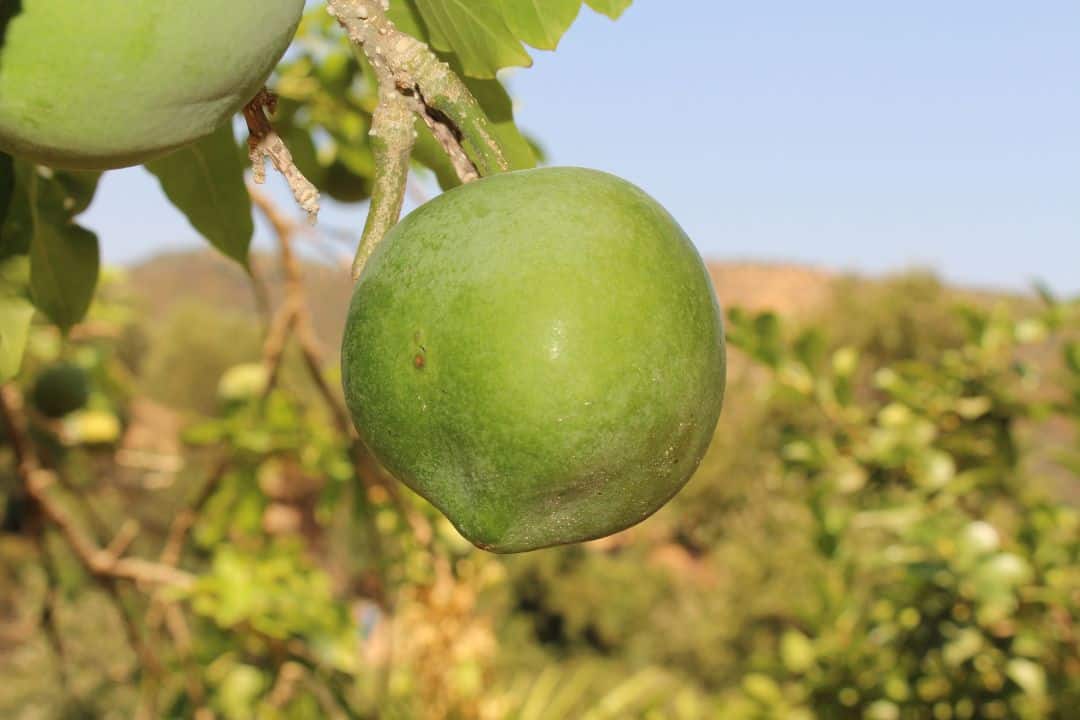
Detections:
0,384,196,590
249,186,433,558
328,0,509,179
327,0,511,275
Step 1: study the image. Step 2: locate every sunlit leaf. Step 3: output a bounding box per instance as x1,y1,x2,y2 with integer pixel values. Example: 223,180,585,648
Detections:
463,74,539,171
415,0,532,78
499,0,583,50
585,0,632,20
0,255,33,380
1006,658,1047,698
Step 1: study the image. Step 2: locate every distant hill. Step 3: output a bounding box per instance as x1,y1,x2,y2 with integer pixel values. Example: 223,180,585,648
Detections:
126,250,836,350
127,250,356,350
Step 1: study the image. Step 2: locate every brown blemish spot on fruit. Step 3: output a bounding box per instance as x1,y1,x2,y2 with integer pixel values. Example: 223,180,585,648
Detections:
414,353,426,369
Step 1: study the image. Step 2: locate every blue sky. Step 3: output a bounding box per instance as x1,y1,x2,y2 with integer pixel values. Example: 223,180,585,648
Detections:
82,2,1079,294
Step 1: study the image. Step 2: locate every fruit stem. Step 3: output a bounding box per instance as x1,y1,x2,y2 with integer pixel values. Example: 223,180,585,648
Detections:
353,89,415,279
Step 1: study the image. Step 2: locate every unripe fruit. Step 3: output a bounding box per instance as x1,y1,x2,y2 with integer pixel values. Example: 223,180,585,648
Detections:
31,362,90,418
342,167,726,553
0,0,304,169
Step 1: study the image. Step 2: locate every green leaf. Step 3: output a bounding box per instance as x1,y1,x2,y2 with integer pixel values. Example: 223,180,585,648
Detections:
780,630,816,673
388,0,430,40
0,153,13,227
29,219,100,331
585,0,632,20
412,120,463,190
499,0,582,50
1065,341,1080,376
412,67,537,189
462,75,538,171
42,169,101,216
415,0,532,78
1006,657,1046,698
2,163,100,260
0,255,33,381
145,124,253,267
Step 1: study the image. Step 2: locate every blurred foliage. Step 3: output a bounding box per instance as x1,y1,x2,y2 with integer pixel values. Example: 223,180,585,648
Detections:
139,301,263,415
822,271,971,366
1,268,1076,719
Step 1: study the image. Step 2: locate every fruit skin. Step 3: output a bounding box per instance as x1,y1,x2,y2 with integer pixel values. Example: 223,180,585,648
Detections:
31,362,90,418
0,0,304,170
342,167,726,553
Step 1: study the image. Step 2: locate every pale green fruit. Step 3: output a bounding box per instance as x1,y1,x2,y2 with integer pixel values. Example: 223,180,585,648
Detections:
342,167,726,553
0,0,304,169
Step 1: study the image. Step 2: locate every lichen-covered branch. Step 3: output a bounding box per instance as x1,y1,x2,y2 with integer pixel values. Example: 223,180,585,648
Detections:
325,0,513,278
404,52,509,177
326,0,511,179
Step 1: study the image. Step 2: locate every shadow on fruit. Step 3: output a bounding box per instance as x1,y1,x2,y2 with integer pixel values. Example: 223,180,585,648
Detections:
0,2,21,71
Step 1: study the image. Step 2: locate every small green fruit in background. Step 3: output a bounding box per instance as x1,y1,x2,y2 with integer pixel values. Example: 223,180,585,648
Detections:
0,0,304,169
31,362,90,418
342,167,726,553
217,363,270,406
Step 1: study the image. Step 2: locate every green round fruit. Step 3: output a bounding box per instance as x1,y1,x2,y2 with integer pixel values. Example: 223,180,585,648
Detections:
342,167,726,553
31,362,90,419
0,0,304,169
323,161,373,204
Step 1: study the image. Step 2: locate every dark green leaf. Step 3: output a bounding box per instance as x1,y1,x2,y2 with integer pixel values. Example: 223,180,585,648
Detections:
45,169,102,216
585,0,632,20
462,75,539,171
1065,341,1080,376
412,120,464,190
499,0,582,50
0,161,30,259
145,124,253,267
29,219,99,331
415,0,532,78
0,153,13,228
2,163,100,260
794,328,827,372
0,254,33,381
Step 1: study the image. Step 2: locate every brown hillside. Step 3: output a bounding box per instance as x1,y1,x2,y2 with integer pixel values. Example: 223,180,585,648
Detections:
127,251,834,349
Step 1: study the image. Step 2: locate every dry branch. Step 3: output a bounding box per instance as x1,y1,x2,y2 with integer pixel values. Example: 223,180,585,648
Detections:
0,384,196,590
249,186,433,559
244,88,321,220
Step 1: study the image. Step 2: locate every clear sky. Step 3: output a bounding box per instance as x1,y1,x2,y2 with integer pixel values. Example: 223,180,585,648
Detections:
82,2,1079,294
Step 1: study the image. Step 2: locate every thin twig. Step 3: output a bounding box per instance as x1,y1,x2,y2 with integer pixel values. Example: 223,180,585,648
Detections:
244,89,321,220
249,187,433,594
251,186,433,550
